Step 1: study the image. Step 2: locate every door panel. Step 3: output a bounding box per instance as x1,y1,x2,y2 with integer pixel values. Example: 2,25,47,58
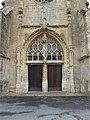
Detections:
48,65,62,91
28,65,42,91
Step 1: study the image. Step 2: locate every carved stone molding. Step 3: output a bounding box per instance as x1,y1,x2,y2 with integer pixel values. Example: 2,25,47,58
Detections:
23,28,69,51
0,60,3,71
67,8,71,15
35,0,53,3
25,33,29,41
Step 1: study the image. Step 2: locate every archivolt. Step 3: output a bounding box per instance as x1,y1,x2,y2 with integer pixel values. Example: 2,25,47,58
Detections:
23,28,69,62
23,28,68,51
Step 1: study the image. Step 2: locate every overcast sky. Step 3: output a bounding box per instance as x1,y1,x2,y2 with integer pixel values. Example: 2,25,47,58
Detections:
0,0,4,9
0,0,90,9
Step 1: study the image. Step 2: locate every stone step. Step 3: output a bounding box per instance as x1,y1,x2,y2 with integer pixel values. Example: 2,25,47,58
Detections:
0,91,86,96
22,91,85,96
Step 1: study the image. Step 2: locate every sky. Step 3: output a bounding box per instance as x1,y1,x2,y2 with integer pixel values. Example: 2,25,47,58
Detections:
0,0,90,9
0,0,4,9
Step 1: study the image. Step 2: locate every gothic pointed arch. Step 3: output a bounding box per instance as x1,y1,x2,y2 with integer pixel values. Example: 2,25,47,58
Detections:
23,28,69,62
27,34,63,61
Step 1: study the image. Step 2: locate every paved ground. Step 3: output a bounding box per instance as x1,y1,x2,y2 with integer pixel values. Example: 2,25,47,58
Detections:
0,96,90,120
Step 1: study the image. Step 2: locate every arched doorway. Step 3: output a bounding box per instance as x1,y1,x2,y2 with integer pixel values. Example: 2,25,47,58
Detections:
26,33,64,92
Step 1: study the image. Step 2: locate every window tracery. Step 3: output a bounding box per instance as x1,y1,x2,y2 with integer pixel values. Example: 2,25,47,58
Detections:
35,0,53,3
27,34,63,61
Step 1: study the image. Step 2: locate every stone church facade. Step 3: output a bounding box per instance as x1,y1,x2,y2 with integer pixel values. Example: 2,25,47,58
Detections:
0,0,90,95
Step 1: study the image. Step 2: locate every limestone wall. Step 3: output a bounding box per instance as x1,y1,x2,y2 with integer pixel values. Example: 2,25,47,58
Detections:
86,9,90,95
71,0,90,94
0,12,11,93
71,1,81,93
5,0,20,92
0,0,19,92
76,9,90,95
23,0,68,26
0,12,2,53
71,0,87,93
77,11,88,94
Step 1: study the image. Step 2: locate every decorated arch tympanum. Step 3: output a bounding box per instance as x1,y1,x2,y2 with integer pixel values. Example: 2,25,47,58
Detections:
27,33,64,63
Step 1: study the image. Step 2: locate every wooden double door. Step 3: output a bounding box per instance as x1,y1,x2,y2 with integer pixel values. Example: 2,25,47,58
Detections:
28,65,62,91
28,65,42,91
48,65,62,91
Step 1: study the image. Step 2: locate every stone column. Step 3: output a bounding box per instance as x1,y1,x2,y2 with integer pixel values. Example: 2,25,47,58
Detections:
67,9,75,92
16,12,23,93
86,11,90,95
42,63,48,92
42,34,48,92
0,12,2,53
16,47,21,93
41,5,47,28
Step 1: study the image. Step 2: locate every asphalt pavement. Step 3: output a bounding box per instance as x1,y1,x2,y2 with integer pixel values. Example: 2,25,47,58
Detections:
0,96,90,120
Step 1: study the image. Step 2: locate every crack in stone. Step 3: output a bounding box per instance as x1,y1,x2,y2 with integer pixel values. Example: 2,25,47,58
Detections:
38,111,72,118
0,111,34,116
38,113,58,118
38,111,83,120
59,111,70,118
51,118,57,120
73,115,83,120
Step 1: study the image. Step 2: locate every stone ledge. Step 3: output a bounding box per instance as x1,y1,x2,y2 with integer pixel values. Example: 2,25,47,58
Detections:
0,54,10,60
21,24,68,28
78,54,90,61
0,91,86,96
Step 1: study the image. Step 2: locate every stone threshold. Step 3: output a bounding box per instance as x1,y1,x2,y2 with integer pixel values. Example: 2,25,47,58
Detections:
23,91,86,96
0,91,86,96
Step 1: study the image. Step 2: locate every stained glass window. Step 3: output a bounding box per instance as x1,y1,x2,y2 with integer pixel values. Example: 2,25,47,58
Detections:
27,34,63,61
